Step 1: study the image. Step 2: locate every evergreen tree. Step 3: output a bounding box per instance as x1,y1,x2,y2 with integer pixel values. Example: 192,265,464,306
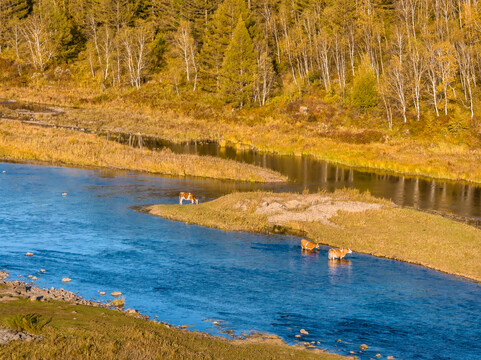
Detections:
178,0,220,43
198,0,251,92
39,1,85,63
150,31,168,72
10,0,31,19
0,0,32,53
220,17,256,107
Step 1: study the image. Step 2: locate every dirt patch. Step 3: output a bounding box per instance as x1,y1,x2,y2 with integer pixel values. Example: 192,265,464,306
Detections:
253,194,382,226
0,296,18,303
233,332,285,346
0,329,43,345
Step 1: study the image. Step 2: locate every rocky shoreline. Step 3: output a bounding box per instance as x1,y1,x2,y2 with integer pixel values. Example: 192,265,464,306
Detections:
0,269,149,346
0,269,347,357
0,270,102,307
0,270,145,317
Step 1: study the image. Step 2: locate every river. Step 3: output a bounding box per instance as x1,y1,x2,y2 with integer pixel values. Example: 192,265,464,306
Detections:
2,98,481,220
139,138,481,221
1,162,480,360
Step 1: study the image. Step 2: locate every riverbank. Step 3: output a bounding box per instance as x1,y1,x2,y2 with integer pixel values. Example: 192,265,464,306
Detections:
1,86,481,184
0,276,349,359
0,119,286,183
146,190,481,282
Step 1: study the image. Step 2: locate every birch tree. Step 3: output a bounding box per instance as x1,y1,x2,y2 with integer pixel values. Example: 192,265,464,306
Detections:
123,23,150,89
173,20,198,90
21,14,56,71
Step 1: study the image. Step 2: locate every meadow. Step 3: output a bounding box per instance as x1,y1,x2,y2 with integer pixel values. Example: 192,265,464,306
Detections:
0,119,286,183
1,84,480,184
0,298,348,360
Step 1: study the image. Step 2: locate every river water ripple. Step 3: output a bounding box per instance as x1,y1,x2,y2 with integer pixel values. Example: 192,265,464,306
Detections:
1,162,480,360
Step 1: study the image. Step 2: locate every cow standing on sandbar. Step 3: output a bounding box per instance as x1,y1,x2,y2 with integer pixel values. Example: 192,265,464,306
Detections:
179,192,199,205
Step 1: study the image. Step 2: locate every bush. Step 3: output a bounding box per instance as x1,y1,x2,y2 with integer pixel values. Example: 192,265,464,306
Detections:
6,314,49,334
351,56,378,110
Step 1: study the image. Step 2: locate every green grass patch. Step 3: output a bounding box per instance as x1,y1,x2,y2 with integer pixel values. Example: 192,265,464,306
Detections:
0,299,348,360
6,313,50,334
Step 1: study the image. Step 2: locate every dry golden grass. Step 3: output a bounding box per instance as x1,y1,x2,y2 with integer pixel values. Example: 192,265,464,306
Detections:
0,299,349,360
0,120,286,182
2,84,480,183
147,190,481,282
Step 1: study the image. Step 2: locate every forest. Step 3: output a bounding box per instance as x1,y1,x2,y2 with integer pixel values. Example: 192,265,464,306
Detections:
0,0,480,130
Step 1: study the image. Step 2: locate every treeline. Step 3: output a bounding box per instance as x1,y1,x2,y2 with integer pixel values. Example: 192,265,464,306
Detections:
1,0,481,126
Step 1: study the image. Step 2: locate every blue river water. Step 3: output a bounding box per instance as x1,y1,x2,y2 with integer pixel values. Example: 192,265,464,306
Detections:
1,162,480,360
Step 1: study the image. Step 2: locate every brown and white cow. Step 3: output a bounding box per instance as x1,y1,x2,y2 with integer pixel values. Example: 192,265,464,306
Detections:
179,192,199,205
301,239,320,251
328,248,352,260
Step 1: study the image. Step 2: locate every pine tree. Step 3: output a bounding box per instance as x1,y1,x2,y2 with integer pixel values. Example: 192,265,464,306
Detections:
198,0,251,92
178,0,220,43
220,17,256,107
10,0,31,19
39,1,85,63
0,0,32,53
150,31,167,72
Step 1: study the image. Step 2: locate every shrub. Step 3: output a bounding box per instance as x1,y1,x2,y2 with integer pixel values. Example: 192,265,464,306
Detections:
6,314,49,334
109,297,125,308
351,56,378,110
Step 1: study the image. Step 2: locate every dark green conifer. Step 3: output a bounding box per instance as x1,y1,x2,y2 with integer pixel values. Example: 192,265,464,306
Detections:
220,17,256,107
198,0,251,92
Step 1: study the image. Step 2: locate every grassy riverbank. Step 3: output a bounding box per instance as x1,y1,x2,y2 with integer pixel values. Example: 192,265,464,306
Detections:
1,85,481,183
146,190,481,282
0,119,286,182
0,298,348,359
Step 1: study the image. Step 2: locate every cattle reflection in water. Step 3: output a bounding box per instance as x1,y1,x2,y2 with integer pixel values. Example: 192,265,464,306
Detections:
328,259,352,282
300,249,319,257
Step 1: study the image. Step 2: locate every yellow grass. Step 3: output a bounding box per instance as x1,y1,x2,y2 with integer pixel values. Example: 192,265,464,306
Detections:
1,85,481,183
0,120,286,183
0,299,349,360
147,190,481,282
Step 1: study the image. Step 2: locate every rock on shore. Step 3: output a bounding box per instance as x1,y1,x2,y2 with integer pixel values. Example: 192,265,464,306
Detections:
0,329,42,345
0,270,9,280
0,280,101,307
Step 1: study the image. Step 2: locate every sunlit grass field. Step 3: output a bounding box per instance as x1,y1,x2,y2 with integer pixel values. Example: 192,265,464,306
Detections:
0,299,348,360
0,120,286,183
1,85,481,183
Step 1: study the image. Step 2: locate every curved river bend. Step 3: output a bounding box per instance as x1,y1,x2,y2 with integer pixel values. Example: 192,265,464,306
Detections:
141,138,481,221
1,162,480,360
2,99,481,219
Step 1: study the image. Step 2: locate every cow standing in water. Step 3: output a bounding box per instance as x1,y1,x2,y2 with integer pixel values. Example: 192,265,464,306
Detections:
179,192,199,205
328,248,352,260
301,239,320,251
